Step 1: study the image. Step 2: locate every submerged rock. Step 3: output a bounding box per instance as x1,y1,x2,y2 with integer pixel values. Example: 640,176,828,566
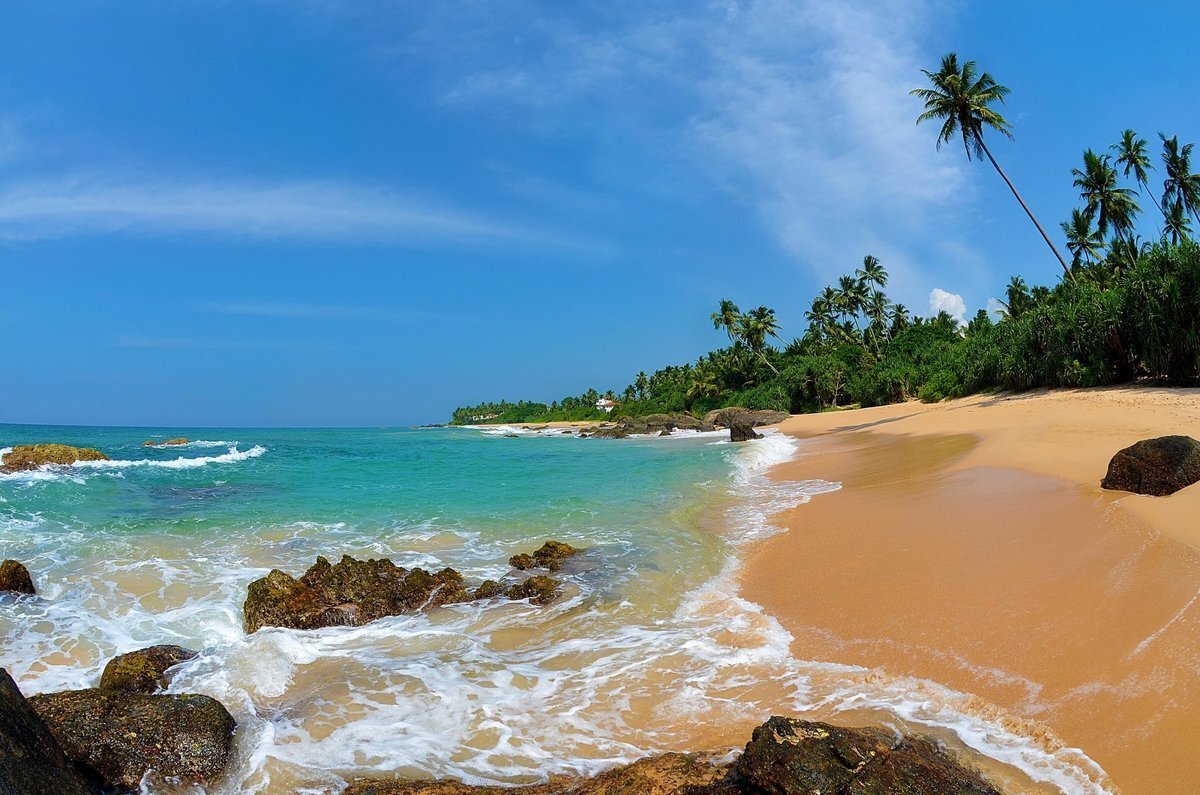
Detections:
0,559,36,595
1101,435,1200,496
143,438,189,447
0,669,95,795
509,541,580,572
98,645,198,694
729,418,763,443
344,751,732,795
704,408,790,428
244,555,472,632
0,444,108,473
28,688,236,792
735,717,999,795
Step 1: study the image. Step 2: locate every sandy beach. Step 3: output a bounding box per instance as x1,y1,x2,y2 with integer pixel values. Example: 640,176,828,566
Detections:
743,387,1200,794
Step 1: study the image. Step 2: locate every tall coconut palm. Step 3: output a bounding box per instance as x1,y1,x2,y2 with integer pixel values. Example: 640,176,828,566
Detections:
1060,208,1106,267
710,299,741,345
1071,150,1140,242
740,305,783,375
1161,135,1200,224
855,255,888,291
911,53,1071,277
1164,199,1193,244
1112,129,1163,226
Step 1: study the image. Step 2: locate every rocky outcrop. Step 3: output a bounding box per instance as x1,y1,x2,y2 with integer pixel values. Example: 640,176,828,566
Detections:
0,669,95,795
244,554,564,632
344,752,733,795
617,414,715,435
0,444,108,473
1101,435,1200,496
588,427,630,439
28,688,236,792
735,717,999,795
0,559,36,594
729,419,763,443
98,645,198,694
510,541,580,572
143,438,189,447
703,408,790,428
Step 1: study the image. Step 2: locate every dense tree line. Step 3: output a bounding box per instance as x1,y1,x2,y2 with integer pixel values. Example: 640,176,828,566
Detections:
450,54,1200,425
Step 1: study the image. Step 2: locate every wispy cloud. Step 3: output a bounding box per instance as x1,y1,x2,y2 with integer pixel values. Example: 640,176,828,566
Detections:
0,175,570,248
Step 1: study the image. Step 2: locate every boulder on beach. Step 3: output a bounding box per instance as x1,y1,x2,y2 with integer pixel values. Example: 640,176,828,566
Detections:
143,438,189,447
0,559,36,595
28,688,236,792
1101,435,1200,496
0,444,108,473
729,418,763,443
0,669,95,795
617,413,715,435
344,751,732,795
244,555,473,632
735,717,1000,795
588,427,630,439
704,408,790,428
510,541,580,572
98,645,198,694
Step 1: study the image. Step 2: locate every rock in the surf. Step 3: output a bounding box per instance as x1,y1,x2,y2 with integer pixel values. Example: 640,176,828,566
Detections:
704,408,789,428
0,559,36,595
503,575,560,605
0,669,95,795
509,541,580,572
0,444,108,473
729,418,763,443
143,438,189,447
98,645,198,694
735,717,1000,795
1100,435,1200,496
243,555,473,632
28,688,236,791
343,751,733,795
616,413,715,435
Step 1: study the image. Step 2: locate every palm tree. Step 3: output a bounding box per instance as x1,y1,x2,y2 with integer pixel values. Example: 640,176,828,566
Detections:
855,255,888,290
1161,135,1200,224
634,371,649,400
710,300,741,346
1164,199,1193,244
912,53,1071,277
1112,129,1163,226
1002,276,1032,320
740,305,783,375
1071,150,1140,241
1060,208,1106,267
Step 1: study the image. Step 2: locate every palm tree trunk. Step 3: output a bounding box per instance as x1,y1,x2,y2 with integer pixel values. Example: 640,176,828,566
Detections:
979,138,1073,280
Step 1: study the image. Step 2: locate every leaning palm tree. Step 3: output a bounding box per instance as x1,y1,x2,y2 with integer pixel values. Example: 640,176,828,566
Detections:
1071,150,1140,242
710,299,741,346
912,53,1071,277
1164,199,1193,245
1060,208,1106,267
1112,129,1163,227
1161,135,1200,225
739,305,783,375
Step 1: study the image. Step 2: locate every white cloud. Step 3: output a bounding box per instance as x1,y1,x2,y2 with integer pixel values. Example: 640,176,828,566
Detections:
928,287,967,324
0,176,566,248
986,297,1007,320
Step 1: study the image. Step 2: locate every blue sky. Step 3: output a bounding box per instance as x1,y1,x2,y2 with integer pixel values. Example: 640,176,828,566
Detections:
3,0,1198,426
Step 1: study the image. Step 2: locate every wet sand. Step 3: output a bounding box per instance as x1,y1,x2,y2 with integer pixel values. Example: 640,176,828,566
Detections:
742,388,1200,794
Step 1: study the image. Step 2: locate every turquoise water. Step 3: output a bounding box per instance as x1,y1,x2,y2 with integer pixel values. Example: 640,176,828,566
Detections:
0,424,1110,794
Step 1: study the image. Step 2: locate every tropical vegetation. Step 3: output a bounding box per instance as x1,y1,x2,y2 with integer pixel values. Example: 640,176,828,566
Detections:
451,54,1200,426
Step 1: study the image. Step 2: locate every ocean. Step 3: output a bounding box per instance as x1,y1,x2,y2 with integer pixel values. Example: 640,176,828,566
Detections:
0,424,1106,794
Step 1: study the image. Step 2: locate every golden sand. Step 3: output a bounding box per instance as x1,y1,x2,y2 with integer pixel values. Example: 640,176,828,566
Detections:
742,387,1200,794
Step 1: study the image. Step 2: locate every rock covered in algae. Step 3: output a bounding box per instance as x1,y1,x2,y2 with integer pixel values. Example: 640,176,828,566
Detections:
509,540,580,572
143,438,189,447
0,444,108,473
0,559,36,594
1101,435,1200,496
0,669,94,795
28,688,236,791
98,645,198,694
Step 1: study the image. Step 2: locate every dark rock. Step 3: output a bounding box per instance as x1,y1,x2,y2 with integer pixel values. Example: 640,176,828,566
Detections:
736,717,999,795
617,414,715,435
659,429,673,437
98,645,198,694
729,419,763,443
1101,435,1200,496
244,555,472,632
504,575,560,605
0,444,109,473
704,408,790,428
589,427,630,439
473,580,505,600
0,559,36,595
28,688,236,792
509,541,580,572
344,752,731,795
143,438,189,447
0,669,95,795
